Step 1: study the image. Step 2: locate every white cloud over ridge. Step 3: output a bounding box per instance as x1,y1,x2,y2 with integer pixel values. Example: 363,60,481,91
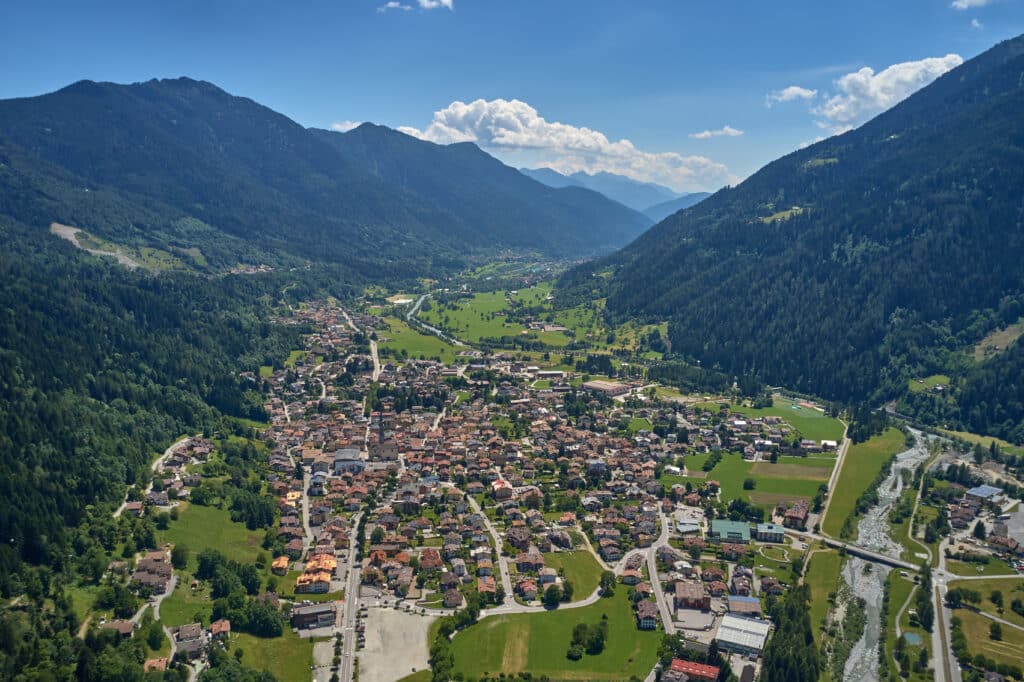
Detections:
331,120,361,132
689,125,743,139
765,85,818,106
951,0,990,9
399,98,735,192
813,53,963,132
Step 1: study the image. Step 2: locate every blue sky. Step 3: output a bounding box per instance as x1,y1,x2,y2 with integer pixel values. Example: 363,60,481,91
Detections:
2,0,1021,191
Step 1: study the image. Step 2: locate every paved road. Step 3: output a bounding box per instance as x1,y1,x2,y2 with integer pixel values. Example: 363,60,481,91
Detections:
339,512,363,682
301,471,314,550
464,494,514,605
647,509,676,636
817,421,850,532
933,537,960,682
114,436,194,517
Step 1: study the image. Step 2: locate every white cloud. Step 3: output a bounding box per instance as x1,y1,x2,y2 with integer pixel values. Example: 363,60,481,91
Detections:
331,120,361,132
971,18,984,28
813,54,963,132
765,85,818,107
400,98,735,192
689,125,744,140
377,1,412,11
951,0,990,9
417,0,453,8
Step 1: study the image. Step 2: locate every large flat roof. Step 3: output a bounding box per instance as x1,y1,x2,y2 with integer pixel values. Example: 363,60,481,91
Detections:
717,614,770,650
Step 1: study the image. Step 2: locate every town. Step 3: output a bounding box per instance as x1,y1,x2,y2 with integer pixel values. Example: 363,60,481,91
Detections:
91,296,1024,682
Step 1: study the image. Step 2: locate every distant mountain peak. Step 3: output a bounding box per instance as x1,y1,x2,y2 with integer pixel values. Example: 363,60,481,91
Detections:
519,166,683,211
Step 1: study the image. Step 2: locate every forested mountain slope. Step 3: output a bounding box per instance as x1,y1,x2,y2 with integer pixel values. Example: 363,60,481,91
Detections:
0,214,301,589
642,192,712,222
314,123,652,255
0,78,646,272
562,35,1024,434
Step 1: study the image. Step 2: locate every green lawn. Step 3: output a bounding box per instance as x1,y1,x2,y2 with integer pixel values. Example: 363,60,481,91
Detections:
450,589,659,680
663,452,831,510
946,559,1018,577
160,576,214,627
259,365,273,378
955,608,1024,669
907,374,950,394
544,551,603,602
804,550,843,636
284,350,308,368
706,452,832,510
420,291,522,342
627,417,653,434
698,396,845,442
156,502,266,571
947,577,1024,629
378,316,461,364
66,584,101,623
823,428,905,537
888,573,931,682
939,429,1024,457
233,630,314,682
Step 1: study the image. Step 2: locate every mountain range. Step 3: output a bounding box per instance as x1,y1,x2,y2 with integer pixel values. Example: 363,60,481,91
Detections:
561,34,1024,441
520,166,708,214
0,78,650,279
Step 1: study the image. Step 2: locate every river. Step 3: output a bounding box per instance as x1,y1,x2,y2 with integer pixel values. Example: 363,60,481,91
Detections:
842,431,931,682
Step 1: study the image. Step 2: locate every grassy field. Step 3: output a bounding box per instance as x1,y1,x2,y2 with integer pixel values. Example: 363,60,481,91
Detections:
888,573,931,682
66,584,102,623
823,428,905,537
160,578,214,627
284,350,308,367
378,316,461,364
947,577,1024,628
233,630,314,682
946,559,1018,577
698,396,845,442
955,608,1024,668
939,429,1024,457
907,374,950,393
544,551,603,602
420,291,521,342
972,319,1024,361
450,589,659,680
804,549,843,636
156,503,266,571
704,452,832,509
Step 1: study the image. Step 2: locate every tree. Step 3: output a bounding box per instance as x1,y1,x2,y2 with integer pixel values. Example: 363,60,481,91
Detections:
543,584,562,609
991,590,1003,610
743,478,756,490
370,527,385,544
990,622,1002,641
146,621,165,651
561,580,574,602
599,571,616,597
171,544,190,570
973,520,987,540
